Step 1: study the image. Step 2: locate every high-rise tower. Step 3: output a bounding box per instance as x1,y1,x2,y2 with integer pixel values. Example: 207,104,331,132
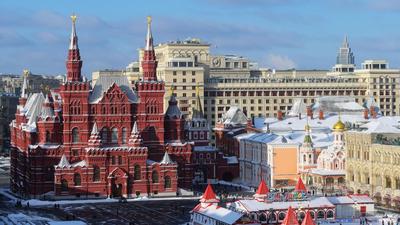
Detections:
332,36,355,73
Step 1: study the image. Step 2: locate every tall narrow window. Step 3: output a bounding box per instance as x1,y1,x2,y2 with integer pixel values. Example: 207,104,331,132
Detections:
61,179,68,192
122,128,127,144
72,128,79,143
45,131,51,142
111,128,118,143
74,173,81,186
111,156,116,165
152,171,159,183
134,165,141,180
164,176,171,188
118,156,123,165
101,127,108,143
93,166,100,182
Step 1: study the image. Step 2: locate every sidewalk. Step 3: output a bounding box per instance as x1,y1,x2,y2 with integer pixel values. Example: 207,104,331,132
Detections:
0,188,199,207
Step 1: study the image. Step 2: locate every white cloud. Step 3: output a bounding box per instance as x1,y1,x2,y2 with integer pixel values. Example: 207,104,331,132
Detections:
265,53,296,69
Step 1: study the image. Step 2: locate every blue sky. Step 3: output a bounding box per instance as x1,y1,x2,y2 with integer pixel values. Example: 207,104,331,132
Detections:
1,0,400,77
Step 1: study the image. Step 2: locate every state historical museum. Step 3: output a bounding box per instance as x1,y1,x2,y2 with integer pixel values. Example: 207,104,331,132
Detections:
9,16,209,198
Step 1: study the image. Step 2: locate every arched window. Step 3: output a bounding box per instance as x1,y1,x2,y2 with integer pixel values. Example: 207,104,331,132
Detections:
101,127,108,143
164,176,171,188
326,210,334,219
259,213,267,222
72,128,79,143
93,166,100,182
122,128,127,144
278,212,286,221
111,128,118,144
268,213,277,222
45,131,51,142
61,179,68,192
111,156,116,165
74,173,81,186
134,165,141,180
317,210,325,219
303,154,306,163
118,156,123,165
152,171,159,183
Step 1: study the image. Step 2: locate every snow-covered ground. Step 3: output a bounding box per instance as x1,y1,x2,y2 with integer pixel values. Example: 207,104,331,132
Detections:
0,188,199,207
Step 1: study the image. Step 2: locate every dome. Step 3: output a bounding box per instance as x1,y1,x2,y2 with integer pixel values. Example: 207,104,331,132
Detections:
333,120,345,131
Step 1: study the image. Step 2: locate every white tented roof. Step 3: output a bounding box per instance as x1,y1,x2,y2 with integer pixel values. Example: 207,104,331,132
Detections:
222,106,248,125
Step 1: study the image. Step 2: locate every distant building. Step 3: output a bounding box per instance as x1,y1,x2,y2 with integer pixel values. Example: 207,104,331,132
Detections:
0,71,63,96
0,93,18,152
345,117,400,208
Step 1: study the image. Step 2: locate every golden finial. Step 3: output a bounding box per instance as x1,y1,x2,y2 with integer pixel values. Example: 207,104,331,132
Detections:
23,69,30,77
147,16,152,25
71,14,77,23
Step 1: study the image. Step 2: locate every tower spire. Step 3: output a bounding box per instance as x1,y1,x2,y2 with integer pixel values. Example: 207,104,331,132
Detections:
145,16,154,51
141,16,157,81
342,35,349,48
69,14,78,50
192,83,204,119
21,69,29,99
66,13,82,82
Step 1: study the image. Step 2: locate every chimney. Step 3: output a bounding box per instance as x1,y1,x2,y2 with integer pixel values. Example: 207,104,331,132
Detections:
307,106,313,119
370,106,377,119
277,110,283,121
363,108,369,120
319,109,324,120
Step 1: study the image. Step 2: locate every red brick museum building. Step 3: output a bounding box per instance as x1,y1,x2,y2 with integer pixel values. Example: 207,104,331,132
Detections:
9,16,230,198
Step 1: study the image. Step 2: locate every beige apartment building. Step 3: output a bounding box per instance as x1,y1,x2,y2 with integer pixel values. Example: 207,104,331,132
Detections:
345,120,400,208
92,37,400,145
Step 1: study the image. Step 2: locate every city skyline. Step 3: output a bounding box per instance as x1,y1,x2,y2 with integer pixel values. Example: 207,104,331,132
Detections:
1,0,400,76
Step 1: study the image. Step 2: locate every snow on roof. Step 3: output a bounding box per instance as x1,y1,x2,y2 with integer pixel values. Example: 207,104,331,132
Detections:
288,98,307,117
232,197,334,212
193,203,243,225
309,168,345,176
22,93,45,130
348,195,374,204
266,114,370,132
358,117,400,133
239,131,333,148
223,156,238,164
312,96,371,114
222,106,248,125
89,75,138,104
55,154,70,168
269,135,297,145
48,221,87,225
326,196,354,205
71,160,87,168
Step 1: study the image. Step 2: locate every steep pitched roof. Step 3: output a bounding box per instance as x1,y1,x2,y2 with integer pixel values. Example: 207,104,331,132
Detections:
160,151,174,164
295,177,307,192
55,154,71,168
301,211,315,225
200,184,219,203
89,75,138,104
222,106,248,125
91,122,99,135
281,206,299,225
254,179,269,199
165,94,183,118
